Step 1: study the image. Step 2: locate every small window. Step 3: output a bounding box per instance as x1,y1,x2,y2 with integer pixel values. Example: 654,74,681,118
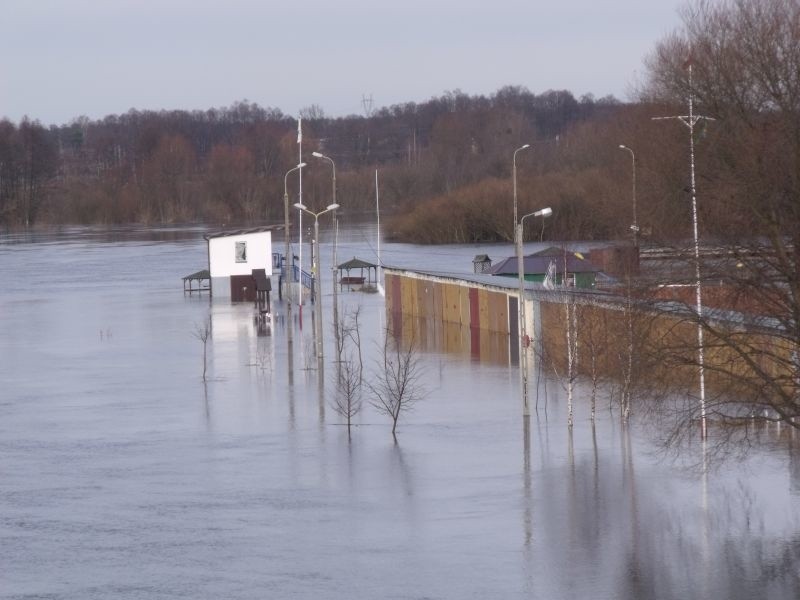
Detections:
235,241,247,263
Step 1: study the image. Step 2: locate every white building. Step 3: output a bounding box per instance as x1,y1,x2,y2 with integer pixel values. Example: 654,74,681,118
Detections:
205,227,275,302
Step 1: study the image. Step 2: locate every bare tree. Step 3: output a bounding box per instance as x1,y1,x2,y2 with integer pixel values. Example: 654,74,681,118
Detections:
331,306,365,436
368,326,425,436
192,318,212,382
331,354,363,438
337,306,364,382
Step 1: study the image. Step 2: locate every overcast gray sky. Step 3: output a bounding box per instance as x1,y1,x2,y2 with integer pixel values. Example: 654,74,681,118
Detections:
0,0,686,125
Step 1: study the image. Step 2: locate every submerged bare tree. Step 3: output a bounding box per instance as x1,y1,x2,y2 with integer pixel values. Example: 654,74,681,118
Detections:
331,307,365,436
336,306,364,381
368,326,426,436
331,354,363,438
192,318,212,382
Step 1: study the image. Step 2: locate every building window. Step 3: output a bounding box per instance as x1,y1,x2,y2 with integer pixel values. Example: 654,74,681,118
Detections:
235,241,247,263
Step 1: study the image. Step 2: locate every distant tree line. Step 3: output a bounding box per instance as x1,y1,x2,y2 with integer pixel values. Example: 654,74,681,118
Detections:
0,90,623,230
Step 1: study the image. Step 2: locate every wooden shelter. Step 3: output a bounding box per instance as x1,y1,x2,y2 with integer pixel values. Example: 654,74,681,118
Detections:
337,257,379,290
182,269,210,294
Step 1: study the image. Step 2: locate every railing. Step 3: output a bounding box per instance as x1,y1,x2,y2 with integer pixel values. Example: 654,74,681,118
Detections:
274,252,314,292
301,269,314,293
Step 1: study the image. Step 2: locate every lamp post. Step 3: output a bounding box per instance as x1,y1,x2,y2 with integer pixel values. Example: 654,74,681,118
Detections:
312,152,340,357
294,202,339,359
283,162,306,345
618,144,638,246
512,144,531,239
517,206,553,415
617,145,637,420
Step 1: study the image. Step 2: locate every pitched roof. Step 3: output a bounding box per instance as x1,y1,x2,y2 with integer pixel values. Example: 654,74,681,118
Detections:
338,257,378,270
204,225,281,240
488,252,600,276
182,269,210,281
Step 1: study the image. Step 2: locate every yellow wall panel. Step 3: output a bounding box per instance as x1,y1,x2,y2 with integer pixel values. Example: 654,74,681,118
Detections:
434,282,444,321
478,288,489,331
442,283,460,324
459,286,470,325
400,276,415,316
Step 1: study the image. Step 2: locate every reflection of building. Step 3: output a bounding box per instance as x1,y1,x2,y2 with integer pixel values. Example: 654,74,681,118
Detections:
206,227,276,302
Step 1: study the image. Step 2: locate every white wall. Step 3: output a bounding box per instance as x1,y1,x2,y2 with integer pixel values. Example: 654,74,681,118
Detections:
208,231,273,278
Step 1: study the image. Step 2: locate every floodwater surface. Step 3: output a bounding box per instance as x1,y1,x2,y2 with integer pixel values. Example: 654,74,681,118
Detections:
1,224,798,599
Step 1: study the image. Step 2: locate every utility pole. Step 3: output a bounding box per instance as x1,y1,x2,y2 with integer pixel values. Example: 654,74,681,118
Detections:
653,62,715,439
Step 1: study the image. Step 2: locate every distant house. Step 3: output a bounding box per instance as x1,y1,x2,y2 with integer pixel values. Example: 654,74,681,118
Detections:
205,227,275,301
488,246,601,289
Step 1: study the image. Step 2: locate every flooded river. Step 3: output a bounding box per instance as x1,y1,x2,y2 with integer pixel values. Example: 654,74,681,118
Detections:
1,224,798,599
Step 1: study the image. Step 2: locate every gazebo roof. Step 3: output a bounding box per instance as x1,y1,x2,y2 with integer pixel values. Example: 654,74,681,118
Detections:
182,269,210,281
338,257,378,270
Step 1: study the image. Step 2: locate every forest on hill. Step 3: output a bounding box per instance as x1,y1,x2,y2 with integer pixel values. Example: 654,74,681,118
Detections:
0,0,796,253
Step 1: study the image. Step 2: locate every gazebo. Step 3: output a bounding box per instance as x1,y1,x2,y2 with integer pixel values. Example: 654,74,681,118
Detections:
182,269,210,294
337,257,379,290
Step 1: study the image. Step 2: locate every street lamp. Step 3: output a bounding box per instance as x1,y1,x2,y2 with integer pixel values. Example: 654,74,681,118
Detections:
517,206,552,415
312,152,340,357
618,145,638,246
283,162,306,345
513,144,531,238
294,202,340,359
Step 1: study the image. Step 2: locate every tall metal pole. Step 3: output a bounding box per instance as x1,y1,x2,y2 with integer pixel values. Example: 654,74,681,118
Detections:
295,203,339,360
517,207,553,416
687,66,707,439
513,144,530,240
297,119,304,318
618,145,637,420
375,169,381,291
313,215,323,358
618,144,638,246
653,63,714,438
313,153,339,355
516,221,529,415
283,163,306,346
513,143,532,414
284,185,292,347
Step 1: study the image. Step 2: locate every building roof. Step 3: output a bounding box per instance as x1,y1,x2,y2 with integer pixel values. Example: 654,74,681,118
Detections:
530,246,571,257
204,225,281,240
488,251,600,276
182,269,210,281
